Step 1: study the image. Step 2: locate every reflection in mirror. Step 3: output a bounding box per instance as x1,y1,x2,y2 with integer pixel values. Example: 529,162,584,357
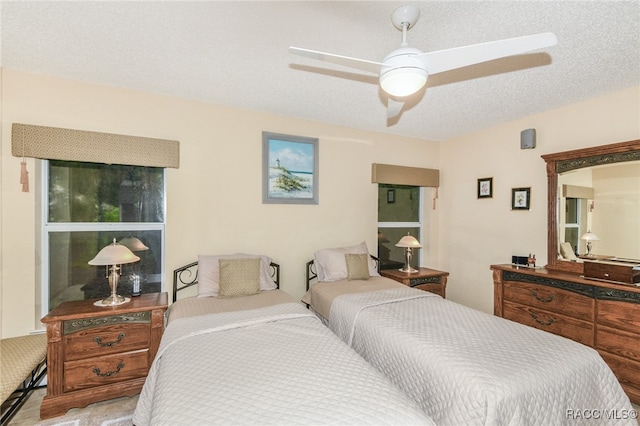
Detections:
543,140,640,273
558,161,640,261
559,183,594,256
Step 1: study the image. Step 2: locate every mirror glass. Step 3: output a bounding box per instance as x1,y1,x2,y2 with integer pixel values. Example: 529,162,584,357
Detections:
557,160,640,262
544,140,640,273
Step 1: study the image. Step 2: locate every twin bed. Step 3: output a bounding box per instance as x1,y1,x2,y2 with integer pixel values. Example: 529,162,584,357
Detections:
302,242,636,425
132,254,433,425
134,246,636,425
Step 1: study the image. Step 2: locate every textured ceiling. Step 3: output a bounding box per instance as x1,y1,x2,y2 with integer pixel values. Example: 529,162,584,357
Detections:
1,1,639,141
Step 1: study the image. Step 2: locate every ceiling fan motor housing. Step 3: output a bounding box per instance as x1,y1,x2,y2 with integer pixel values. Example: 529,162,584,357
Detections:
380,47,428,97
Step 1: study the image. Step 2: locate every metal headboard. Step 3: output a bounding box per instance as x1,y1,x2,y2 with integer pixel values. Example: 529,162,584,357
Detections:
173,260,280,302
306,255,380,291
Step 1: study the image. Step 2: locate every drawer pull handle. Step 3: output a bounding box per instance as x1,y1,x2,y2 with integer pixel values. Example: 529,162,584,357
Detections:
530,311,555,326
93,333,125,347
93,362,125,377
531,291,555,303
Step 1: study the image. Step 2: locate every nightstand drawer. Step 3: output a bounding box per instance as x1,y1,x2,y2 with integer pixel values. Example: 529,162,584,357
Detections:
413,283,445,297
381,267,449,298
408,276,442,286
63,349,150,392
64,323,151,361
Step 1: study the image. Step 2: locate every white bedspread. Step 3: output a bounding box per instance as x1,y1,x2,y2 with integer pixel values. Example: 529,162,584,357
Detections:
329,287,636,426
133,302,434,425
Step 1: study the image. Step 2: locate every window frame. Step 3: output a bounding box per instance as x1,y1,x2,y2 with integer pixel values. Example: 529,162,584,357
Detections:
377,186,425,268
39,160,166,318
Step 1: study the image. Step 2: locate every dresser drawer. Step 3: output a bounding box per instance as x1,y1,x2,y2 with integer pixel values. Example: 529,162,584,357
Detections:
64,323,151,361
598,351,640,402
503,301,594,346
63,349,150,392
596,325,640,363
596,299,640,334
503,281,594,321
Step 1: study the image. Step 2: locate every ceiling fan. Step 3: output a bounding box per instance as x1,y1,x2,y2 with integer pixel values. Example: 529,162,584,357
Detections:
289,5,557,120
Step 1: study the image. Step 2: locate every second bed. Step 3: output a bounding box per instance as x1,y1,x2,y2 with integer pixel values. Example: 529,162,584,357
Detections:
303,244,636,425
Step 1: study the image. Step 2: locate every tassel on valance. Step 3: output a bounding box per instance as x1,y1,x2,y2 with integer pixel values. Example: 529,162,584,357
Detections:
20,160,29,192
19,126,29,192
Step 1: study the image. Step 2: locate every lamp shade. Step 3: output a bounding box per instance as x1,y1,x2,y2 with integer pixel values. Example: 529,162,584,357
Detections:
118,236,149,252
380,67,427,97
395,235,422,248
580,231,600,242
378,232,390,243
88,239,140,266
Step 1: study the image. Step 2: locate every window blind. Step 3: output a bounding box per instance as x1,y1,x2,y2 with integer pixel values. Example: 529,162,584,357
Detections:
562,184,594,199
11,123,180,168
371,163,439,187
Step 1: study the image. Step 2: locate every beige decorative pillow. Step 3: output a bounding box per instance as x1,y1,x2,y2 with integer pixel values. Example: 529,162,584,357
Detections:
218,258,261,298
313,241,380,282
197,253,277,297
345,253,370,281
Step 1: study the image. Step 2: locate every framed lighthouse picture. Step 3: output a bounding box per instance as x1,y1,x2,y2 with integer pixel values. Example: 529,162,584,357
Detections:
262,132,319,204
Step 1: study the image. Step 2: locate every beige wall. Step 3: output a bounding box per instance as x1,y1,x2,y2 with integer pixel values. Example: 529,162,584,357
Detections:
1,68,638,337
440,86,640,313
591,163,640,259
0,69,441,337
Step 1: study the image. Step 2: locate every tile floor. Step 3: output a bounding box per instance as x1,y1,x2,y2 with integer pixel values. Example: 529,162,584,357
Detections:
2,388,138,425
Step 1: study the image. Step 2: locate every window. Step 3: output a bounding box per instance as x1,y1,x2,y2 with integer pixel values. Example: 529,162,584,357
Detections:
564,197,590,255
377,184,423,270
42,160,165,314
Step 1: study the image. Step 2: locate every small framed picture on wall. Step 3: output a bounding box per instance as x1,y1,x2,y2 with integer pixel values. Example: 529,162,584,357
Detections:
477,177,493,198
511,187,531,210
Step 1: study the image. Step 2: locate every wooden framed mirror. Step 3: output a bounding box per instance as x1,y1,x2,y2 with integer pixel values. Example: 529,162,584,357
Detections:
542,139,640,274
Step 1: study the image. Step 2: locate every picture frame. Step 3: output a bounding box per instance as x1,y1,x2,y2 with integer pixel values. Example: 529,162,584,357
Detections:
511,187,531,210
477,177,493,199
262,131,319,204
387,189,395,203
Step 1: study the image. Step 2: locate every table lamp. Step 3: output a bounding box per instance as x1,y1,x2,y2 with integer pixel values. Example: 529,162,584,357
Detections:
88,238,140,306
395,233,422,273
119,236,149,297
580,231,599,257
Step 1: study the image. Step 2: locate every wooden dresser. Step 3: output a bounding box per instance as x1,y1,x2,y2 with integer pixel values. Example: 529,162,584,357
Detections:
491,264,640,404
40,292,167,419
381,267,449,298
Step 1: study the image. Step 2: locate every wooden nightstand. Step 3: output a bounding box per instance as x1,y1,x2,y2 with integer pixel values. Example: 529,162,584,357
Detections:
40,292,167,419
381,267,449,298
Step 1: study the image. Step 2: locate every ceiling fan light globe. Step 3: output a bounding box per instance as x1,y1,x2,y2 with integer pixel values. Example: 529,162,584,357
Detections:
380,67,427,97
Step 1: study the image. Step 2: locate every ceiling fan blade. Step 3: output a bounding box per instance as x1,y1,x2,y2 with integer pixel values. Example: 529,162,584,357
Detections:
387,98,404,119
289,47,383,74
421,32,557,75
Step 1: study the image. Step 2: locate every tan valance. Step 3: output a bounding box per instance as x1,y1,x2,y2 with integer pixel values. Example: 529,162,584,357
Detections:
11,123,180,168
562,184,594,199
371,163,439,187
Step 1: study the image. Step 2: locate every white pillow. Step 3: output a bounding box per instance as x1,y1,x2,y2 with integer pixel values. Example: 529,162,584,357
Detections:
197,253,277,297
313,241,379,282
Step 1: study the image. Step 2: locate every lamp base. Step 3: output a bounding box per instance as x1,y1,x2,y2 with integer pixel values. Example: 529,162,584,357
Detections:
399,266,419,273
95,295,130,307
